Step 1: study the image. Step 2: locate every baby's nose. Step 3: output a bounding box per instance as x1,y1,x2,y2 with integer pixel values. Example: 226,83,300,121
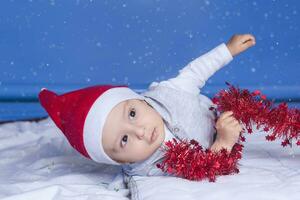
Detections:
135,127,145,139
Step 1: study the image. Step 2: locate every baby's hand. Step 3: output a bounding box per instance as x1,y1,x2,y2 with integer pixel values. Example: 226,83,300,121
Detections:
226,34,256,57
211,111,243,152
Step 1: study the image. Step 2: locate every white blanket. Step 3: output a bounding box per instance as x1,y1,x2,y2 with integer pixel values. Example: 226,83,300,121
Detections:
127,127,300,200
1,118,300,200
0,118,128,200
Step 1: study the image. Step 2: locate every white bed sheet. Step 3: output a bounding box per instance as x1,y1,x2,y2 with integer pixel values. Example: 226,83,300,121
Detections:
127,127,300,200
0,118,129,200
1,118,300,200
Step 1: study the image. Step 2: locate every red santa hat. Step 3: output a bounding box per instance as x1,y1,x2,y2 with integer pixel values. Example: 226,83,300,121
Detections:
38,85,144,165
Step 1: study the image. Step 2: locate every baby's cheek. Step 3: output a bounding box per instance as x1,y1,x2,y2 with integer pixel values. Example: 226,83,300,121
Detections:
135,143,155,161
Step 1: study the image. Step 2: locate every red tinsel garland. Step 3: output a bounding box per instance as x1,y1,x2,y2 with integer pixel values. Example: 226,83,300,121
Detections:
212,82,300,147
156,139,243,182
157,82,300,182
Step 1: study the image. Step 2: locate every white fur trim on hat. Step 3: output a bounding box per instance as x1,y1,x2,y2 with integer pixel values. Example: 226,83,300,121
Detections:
83,87,144,165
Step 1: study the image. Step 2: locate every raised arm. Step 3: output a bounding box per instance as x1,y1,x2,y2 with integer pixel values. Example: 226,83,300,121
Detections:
149,34,256,95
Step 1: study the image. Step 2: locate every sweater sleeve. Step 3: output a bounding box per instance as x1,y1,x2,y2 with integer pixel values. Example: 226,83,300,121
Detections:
149,43,233,95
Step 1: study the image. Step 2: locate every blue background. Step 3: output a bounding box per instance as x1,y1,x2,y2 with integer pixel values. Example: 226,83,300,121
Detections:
0,0,299,121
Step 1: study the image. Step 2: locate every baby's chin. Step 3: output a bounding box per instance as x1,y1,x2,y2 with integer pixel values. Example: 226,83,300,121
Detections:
127,141,165,164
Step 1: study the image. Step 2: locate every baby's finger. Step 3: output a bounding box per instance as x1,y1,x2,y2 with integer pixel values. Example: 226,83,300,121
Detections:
233,122,243,131
219,111,234,120
242,34,255,42
226,120,241,130
230,119,240,125
241,34,256,46
223,116,237,124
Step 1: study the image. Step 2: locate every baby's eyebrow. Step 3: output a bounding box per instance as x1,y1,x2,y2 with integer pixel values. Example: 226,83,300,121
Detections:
112,101,128,152
123,101,128,120
112,135,120,153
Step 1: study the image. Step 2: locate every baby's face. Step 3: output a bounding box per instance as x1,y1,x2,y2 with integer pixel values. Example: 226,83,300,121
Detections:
102,99,165,164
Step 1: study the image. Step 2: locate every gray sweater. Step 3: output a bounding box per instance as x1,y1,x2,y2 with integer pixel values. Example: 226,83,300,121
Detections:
122,43,233,177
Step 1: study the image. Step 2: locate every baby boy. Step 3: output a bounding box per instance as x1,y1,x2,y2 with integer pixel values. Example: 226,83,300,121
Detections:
39,34,256,175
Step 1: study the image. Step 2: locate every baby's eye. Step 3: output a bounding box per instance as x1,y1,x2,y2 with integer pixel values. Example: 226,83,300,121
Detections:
121,135,128,147
129,108,136,120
